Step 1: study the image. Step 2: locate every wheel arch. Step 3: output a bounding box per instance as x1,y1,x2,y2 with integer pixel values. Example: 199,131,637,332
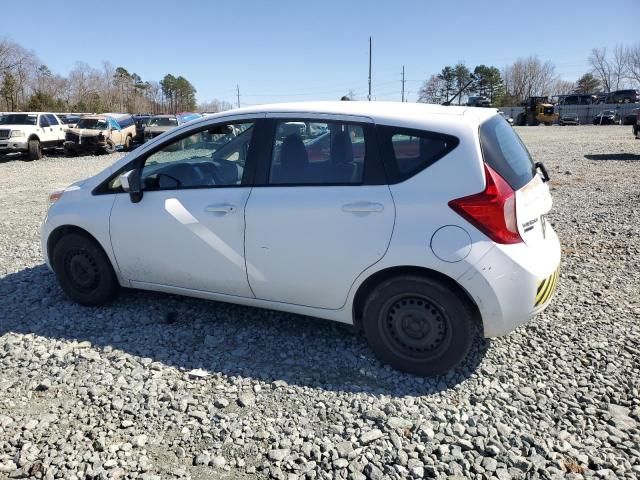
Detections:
27,134,40,142
352,265,482,332
47,225,112,269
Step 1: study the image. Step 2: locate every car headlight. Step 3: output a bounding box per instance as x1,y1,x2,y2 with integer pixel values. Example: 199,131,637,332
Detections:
9,130,24,138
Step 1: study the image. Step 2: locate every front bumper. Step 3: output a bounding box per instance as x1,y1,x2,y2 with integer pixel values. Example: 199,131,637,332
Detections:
0,140,28,153
457,226,561,338
64,140,108,153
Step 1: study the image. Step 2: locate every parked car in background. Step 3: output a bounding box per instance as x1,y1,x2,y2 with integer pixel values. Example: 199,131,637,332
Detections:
557,94,596,105
143,113,201,142
467,96,491,107
559,114,580,126
622,108,639,125
0,112,65,160
133,115,152,143
41,101,560,376
57,114,82,129
596,90,640,104
64,113,136,155
592,110,620,125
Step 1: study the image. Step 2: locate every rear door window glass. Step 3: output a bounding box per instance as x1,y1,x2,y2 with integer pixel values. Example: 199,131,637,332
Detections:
268,120,366,185
479,115,535,190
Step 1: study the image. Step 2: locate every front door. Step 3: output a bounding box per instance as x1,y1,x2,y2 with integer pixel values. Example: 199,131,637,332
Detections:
245,116,395,309
110,119,259,297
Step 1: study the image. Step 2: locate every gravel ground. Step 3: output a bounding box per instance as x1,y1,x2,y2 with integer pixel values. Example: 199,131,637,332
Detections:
1,126,639,480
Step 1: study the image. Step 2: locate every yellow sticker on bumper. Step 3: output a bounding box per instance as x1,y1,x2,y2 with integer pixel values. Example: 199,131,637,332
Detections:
535,269,559,307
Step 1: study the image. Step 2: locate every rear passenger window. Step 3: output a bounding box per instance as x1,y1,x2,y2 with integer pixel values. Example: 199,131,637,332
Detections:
269,120,366,185
377,126,459,183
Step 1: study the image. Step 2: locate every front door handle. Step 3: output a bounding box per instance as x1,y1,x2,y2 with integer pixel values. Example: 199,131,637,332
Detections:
341,201,384,213
205,204,236,215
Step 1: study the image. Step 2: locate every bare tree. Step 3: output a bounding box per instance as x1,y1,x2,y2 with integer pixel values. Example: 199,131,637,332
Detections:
552,79,576,95
626,42,640,85
503,56,557,102
417,75,444,104
589,46,628,93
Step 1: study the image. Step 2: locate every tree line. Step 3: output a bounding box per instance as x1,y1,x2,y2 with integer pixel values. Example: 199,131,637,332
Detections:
0,38,207,114
418,43,640,106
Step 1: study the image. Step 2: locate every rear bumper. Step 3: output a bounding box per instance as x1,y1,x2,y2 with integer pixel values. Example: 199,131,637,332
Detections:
458,225,561,337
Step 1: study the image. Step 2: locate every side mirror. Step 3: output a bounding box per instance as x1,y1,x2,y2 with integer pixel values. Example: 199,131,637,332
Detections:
120,169,143,203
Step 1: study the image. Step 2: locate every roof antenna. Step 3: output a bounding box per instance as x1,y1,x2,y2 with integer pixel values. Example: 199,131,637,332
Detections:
442,73,477,106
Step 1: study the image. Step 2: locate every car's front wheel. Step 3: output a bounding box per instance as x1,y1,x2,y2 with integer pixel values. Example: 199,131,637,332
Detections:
51,233,119,306
28,139,42,161
362,275,476,376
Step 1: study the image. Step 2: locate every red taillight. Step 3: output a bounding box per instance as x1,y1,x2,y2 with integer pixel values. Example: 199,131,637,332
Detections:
448,165,522,244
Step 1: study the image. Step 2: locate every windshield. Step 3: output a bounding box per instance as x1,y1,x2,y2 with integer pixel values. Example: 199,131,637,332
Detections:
76,118,109,130
0,114,38,125
480,115,536,191
148,117,178,127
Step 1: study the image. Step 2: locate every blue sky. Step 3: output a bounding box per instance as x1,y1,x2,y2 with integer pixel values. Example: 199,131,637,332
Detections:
2,0,638,105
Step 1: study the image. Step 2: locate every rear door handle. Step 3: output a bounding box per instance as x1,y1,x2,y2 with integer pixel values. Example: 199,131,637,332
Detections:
341,201,384,213
205,204,236,215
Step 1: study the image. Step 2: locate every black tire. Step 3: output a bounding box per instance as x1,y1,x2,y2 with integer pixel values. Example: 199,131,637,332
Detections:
124,135,132,151
28,139,42,161
64,145,75,157
362,276,476,376
103,140,116,154
51,233,119,306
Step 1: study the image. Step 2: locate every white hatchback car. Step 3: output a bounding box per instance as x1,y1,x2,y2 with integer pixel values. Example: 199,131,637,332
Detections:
41,102,561,376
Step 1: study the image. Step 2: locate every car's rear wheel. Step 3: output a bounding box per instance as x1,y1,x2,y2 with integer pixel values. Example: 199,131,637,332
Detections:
28,139,42,161
51,233,119,306
362,275,476,376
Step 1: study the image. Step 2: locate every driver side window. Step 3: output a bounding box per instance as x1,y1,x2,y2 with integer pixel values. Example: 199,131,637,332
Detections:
140,121,254,190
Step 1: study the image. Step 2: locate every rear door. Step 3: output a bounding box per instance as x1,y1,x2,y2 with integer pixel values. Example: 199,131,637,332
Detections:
244,115,395,309
479,115,552,247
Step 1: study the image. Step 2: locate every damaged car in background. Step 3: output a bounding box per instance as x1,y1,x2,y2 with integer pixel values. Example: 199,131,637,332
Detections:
143,113,201,142
64,113,136,156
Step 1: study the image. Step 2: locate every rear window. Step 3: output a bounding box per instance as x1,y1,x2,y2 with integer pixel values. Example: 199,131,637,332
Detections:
377,126,459,183
479,115,535,190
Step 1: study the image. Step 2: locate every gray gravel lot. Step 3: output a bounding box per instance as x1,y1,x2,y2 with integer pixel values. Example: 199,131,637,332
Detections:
1,126,639,480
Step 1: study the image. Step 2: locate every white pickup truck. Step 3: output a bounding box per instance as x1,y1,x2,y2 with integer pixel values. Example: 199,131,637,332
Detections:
0,112,66,160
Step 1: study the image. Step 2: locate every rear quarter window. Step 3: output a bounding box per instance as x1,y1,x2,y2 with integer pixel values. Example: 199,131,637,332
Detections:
479,115,535,190
377,126,459,183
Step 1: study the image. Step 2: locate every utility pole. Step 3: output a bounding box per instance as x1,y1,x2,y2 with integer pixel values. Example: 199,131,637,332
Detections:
236,84,240,108
401,65,405,102
368,37,372,101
